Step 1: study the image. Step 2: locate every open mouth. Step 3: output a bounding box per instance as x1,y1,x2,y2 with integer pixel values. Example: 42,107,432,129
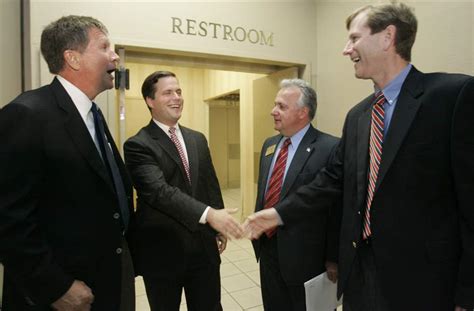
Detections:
352,57,360,63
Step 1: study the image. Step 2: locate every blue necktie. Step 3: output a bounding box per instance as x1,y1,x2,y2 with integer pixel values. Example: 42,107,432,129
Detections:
91,103,129,231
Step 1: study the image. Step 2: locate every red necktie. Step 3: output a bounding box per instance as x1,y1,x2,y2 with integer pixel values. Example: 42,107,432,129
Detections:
263,138,291,237
169,126,191,184
363,91,385,240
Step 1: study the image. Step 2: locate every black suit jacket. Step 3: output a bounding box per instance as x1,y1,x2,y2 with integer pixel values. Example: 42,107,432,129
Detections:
0,78,134,309
252,125,340,285
124,121,223,278
278,67,474,310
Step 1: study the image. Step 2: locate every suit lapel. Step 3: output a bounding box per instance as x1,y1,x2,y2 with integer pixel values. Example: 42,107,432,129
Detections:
51,78,114,191
181,127,198,194
376,68,423,191
257,136,281,211
280,126,318,199
147,121,192,191
356,100,372,211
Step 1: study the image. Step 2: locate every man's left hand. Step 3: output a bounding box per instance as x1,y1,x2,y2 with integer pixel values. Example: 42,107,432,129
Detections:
325,261,338,283
216,233,227,254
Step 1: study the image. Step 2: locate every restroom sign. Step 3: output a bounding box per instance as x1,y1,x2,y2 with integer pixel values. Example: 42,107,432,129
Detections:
171,17,274,47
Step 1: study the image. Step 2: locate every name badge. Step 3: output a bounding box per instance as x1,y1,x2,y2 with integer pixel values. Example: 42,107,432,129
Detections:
265,144,276,156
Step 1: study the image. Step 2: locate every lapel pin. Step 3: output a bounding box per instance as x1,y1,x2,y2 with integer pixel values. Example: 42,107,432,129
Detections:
306,148,311,152
265,144,276,156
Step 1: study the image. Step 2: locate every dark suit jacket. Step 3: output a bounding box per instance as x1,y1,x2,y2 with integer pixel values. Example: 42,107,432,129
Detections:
278,67,474,310
0,78,134,309
124,120,223,278
252,125,340,285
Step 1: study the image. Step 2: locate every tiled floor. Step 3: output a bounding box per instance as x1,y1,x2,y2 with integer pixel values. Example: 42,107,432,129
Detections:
135,238,263,311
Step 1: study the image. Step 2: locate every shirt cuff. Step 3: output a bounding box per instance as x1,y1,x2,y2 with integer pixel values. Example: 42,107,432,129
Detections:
199,206,211,224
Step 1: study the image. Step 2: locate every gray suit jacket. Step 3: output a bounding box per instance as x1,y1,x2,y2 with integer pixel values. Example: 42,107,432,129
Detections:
252,125,340,285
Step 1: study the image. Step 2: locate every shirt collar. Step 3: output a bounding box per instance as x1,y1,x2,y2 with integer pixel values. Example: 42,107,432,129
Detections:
57,75,93,120
153,119,180,136
375,63,412,106
283,123,310,148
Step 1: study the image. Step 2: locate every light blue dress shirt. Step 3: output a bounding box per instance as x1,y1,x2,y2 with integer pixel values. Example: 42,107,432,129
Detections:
377,64,412,137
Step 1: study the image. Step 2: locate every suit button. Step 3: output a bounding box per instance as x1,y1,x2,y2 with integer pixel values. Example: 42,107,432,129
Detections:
357,211,361,215
352,241,357,248
113,213,120,219
116,248,123,254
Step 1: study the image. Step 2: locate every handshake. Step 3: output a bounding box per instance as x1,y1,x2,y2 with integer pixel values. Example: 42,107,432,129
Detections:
207,207,279,240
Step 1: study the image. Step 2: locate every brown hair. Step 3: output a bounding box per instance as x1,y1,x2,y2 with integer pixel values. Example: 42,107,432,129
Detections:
346,2,417,61
41,15,108,74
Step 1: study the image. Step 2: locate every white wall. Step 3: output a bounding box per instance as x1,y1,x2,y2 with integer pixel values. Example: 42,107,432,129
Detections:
28,0,317,89
0,0,22,107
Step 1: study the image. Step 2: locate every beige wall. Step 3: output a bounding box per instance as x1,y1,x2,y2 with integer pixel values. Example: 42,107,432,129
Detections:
27,1,316,88
209,103,240,189
0,0,22,107
314,0,474,137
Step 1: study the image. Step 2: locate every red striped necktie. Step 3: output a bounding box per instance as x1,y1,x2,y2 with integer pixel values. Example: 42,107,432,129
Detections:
263,138,291,238
362,91,385,240
169,126,191,184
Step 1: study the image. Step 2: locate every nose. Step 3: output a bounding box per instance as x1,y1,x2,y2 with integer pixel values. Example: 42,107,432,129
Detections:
270,106,278,116
342,41,352,56
111,50,120,63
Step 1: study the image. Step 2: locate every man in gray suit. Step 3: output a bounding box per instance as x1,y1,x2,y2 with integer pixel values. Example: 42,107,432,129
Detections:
124,71,243,311
245,79,340,311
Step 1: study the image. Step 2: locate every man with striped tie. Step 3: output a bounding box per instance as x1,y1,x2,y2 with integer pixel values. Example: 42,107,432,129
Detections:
245,79,340,311
124,71,244,311
256,3,474,311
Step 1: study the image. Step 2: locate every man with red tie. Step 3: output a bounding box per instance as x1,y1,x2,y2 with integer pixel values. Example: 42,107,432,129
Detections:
245,79,340,310
248,3,474,311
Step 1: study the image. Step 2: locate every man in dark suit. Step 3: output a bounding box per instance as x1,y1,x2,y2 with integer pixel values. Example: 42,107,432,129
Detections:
0,16,135,310
124,71,244,311
248,3,474,311
245,79,340,310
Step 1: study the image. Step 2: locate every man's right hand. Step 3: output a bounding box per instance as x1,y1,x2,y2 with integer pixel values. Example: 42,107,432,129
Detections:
207,208,244,239
51,280,94,311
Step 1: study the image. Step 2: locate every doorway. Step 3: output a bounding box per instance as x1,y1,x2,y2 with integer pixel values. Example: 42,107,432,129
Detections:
117,48,302,220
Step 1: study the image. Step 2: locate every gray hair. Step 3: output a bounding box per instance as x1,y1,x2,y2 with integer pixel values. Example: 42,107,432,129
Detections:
279,78,317,120
41,15,108,74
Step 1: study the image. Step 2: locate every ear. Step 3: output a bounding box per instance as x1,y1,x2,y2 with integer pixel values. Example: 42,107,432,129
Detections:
298,106,310,120
145,97,154,110
382,25,397,51
63,50,81,71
